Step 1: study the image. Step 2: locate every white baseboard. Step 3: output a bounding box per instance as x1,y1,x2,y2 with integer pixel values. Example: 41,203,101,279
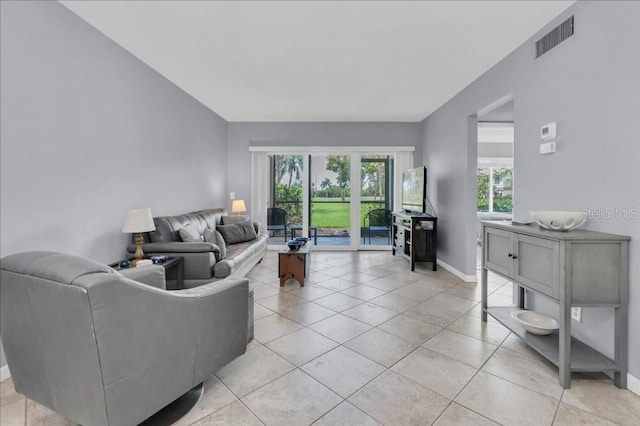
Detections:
437,259,477,283
0,365,10,382
628,373,640,396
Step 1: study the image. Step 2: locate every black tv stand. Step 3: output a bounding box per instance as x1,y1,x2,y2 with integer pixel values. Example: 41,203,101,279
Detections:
392,211,437,271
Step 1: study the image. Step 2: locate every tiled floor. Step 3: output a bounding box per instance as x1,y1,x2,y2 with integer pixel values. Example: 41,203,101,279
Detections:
1,250,639,425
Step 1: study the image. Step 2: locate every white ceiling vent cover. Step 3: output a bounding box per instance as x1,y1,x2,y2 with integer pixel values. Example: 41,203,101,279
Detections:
535,15,574,58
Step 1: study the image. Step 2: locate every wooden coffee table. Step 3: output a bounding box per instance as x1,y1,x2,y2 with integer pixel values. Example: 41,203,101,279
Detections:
278,243,311,287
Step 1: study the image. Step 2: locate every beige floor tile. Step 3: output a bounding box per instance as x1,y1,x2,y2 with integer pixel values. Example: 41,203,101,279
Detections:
361,265,396,278
499,333,541,357
447,314,510,346
391,282,441,303
174,376,237,426
313,293,364,312
344,328,417,367
242,370,341,426
553,402,618,425
482,347,563,400
1,378,24,407
314,401,381,426
215,345,295,397
444,282,483,302
455,371,557,426
377,313,442,345
342,302,399,326
313,277,359,291
285,284,335,301
433,402,499,426
487,292,514,306
256,292,305,312
253,313,303,343
349,370,450,425
423,330,497,368
245,338,262,351
340,272,378,284
339,285,387,301
278,302,336,326
405,302,465,328
369,292,419,312
26,399,76,425
561,378,640,425
302,346,385,398
251,283,281,300
253,303,274,320
309,314,372,344
392,347,477,399
494,282,514,297
305,271,336,285
416,275,459,291
266,328,338,366
322,265,356,278
0,395,26,426
420,293,478,313
192,400,262,425
365,275,413,292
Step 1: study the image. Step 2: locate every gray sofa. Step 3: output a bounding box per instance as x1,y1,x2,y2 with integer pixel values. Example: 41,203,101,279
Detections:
0,251,250,426
129,208,268,288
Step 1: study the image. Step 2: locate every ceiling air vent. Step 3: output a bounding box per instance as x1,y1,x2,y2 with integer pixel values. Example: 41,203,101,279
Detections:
535,15,574,58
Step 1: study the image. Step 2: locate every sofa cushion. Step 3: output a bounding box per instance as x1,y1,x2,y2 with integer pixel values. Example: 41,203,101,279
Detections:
179,224,201,242
217,222,257,245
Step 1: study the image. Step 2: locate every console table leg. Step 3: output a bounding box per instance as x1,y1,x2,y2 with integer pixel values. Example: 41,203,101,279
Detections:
481,268,488,322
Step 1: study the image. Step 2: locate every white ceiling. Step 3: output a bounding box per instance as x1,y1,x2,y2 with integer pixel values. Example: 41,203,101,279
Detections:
59,0,574,122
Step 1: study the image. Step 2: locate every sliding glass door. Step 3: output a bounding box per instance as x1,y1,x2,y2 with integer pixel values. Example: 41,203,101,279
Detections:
260,148,405,251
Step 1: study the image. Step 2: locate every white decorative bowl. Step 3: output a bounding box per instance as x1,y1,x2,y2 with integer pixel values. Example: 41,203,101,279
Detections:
530,210,587,231
511,310,559,335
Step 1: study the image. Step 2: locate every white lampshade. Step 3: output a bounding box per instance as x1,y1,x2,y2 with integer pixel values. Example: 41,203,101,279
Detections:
231,199,247,214
122,208,156,233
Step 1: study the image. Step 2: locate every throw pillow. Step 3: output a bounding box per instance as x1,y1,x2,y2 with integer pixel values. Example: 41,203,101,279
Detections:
215,230,227,259
179,223,201,242
203,227,216,243
221,215,249,225
217,222,257,245
204,227,226,261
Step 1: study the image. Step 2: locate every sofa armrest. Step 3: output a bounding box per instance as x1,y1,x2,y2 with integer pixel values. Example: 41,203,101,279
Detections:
119,265,166,290
127,242,220,255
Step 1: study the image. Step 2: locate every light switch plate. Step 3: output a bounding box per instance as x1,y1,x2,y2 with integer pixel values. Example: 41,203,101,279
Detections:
230,192,235,200
540,141,556,154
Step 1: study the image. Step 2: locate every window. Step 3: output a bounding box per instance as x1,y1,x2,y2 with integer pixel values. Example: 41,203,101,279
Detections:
477,167,513,213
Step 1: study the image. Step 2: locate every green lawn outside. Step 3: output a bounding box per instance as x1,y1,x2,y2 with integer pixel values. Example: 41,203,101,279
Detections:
310,200,386,228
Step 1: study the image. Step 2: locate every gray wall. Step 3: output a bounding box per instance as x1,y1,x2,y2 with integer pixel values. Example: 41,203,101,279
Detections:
227,122,423,212
0,1,228,369
422,1,640,379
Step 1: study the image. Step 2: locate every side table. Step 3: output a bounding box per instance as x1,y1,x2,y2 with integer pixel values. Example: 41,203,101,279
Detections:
110,257,184,290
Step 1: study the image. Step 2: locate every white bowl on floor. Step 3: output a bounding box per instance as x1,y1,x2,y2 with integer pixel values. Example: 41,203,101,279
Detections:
511,310,559,335
530,210,587,231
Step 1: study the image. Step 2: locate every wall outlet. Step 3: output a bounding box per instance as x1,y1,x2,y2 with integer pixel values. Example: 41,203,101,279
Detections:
230,192,235,200
571,307,582,322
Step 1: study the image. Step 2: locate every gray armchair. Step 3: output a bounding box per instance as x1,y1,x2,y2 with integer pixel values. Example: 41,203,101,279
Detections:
0,251,249,426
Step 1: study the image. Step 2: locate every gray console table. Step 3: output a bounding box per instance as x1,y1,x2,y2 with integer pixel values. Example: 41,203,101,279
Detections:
481,221,629,389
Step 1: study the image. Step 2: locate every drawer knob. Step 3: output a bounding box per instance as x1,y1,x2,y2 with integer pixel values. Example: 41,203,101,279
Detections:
512,255,518,259
508,253,513,257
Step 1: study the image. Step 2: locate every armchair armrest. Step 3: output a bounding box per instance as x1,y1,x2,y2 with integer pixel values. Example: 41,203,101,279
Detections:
119,265,166,290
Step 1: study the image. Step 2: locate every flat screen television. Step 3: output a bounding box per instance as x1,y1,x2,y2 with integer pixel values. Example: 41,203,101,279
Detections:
401,166,427,214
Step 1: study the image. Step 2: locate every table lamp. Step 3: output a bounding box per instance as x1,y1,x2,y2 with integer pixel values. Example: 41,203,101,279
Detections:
122,208,156,264
231,199,247,216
